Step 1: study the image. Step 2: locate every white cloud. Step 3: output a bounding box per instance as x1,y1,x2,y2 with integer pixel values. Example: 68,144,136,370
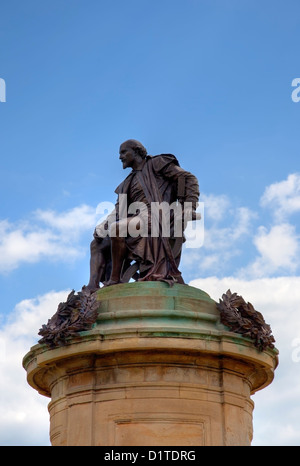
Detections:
0,290,70,446
189,275,300,446
202,206,255,251
35,204,97,239
242,223,300,278
182,199,256,275
254,224,299,269
260,173,300,221
201,193,231,222
0,205,98,274
0,221,78,273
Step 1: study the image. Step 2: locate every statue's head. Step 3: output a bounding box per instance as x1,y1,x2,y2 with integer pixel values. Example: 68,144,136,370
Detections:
119,139,147,169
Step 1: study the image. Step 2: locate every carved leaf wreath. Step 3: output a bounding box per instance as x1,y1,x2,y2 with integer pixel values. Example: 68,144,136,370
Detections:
216,289,275,351
38,289,99,348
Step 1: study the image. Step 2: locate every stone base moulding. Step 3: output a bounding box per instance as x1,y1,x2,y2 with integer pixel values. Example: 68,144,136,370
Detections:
23,282,278,446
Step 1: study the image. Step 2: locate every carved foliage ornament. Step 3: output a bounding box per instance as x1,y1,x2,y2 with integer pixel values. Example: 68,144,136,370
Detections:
216,289,275,351
38,289,99,348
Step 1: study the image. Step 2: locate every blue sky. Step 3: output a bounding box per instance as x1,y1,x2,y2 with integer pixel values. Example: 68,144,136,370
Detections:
1,0,300,446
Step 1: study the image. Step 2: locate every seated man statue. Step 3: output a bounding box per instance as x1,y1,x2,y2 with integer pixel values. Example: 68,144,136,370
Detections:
85,139,200,290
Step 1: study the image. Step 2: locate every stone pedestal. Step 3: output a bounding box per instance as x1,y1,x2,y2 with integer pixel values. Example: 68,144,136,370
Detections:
23,282,278,446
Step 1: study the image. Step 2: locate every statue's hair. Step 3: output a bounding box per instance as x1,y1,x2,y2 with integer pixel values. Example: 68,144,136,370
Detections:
122,139,147,159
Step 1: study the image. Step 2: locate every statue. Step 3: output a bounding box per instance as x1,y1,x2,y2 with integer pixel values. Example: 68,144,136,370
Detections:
38,141,276,354
85,139,200,290
38,139,200,347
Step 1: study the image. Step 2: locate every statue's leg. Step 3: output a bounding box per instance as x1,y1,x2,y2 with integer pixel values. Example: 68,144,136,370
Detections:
108,236,127,284
104,219,130,286
86,238,105,290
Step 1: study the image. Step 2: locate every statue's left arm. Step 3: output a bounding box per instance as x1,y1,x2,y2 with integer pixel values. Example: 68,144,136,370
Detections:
161,162,200,210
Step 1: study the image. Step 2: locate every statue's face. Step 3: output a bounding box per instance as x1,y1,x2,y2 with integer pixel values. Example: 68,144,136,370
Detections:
119,143,136,169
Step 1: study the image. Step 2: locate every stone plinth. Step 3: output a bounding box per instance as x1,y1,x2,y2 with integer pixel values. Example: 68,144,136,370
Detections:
23,282,278,446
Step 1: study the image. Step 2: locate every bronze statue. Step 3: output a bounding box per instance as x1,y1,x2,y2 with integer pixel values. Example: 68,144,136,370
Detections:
39,142,276,354
85,140,200,290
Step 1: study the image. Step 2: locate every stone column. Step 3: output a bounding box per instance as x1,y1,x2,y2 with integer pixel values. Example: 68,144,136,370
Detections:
23,282,278,446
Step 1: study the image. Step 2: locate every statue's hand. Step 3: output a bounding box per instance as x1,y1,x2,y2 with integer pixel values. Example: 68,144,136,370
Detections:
183,207,201,226
191,211,201,221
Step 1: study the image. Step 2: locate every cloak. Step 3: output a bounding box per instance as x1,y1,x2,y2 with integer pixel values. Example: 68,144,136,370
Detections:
113,154,199,283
